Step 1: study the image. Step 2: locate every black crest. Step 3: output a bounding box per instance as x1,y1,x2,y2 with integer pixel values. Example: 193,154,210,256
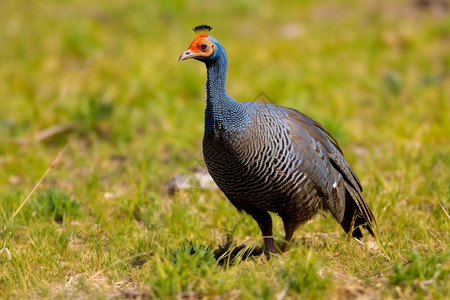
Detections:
192,25,213,35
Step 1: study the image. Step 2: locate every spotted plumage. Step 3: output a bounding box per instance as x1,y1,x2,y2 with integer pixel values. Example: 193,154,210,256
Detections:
179,26,376,253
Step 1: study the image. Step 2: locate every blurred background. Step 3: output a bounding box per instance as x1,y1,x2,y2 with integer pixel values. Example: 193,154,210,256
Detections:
1,0,448,196
1,0,448,164
0,0,449,297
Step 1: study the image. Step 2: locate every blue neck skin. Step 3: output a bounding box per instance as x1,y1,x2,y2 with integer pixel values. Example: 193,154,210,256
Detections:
203,38,249,135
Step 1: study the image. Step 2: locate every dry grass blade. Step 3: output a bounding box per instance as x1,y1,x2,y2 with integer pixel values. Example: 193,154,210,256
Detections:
0,247,12,261
8,143,69,223
439,202,449,220
31,124,75,143
276,280,290,300
354,237,390,261
6,124,75,145
427,229,447,249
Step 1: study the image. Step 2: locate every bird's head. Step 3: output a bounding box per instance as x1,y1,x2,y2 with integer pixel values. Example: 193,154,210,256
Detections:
178,25,220,63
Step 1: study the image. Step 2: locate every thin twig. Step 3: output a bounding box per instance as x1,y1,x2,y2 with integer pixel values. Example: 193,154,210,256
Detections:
9,144,68,223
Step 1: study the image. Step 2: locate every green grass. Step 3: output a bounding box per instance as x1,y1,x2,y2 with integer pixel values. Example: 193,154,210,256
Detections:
1,0,449,298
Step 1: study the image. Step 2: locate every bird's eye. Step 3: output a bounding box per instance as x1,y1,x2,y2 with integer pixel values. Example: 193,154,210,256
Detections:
200,43,208,51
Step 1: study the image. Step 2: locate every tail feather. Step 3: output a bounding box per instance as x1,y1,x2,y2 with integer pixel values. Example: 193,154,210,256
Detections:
341,182,376,239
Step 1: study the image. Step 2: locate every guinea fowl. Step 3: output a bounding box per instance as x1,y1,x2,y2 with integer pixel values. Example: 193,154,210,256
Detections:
179,25,376,253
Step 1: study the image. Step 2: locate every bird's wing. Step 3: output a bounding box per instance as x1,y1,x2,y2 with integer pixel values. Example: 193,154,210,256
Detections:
286,108,343,154
284,107,362,191
281,107,364,222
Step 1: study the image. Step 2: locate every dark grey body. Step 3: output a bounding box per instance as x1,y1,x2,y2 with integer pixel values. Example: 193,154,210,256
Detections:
203,102,375,250
204,103,323,222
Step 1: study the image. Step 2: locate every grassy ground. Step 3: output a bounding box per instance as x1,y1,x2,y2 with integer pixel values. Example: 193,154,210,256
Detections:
1,0,449,298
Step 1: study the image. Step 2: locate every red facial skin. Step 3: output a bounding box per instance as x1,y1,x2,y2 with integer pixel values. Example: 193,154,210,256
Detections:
179,35,216,62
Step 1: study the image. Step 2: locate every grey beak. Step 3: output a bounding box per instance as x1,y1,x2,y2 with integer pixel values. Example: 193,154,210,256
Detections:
178,49,198,62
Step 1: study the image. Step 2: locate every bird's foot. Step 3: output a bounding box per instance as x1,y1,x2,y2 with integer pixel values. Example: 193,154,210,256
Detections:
280,242,290,252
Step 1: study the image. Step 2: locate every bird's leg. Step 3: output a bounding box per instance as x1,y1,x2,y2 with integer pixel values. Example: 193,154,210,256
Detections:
246,208,278,254
281,218,300,252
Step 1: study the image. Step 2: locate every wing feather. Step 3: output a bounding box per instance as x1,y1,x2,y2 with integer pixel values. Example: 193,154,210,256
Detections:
281,107,369,224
